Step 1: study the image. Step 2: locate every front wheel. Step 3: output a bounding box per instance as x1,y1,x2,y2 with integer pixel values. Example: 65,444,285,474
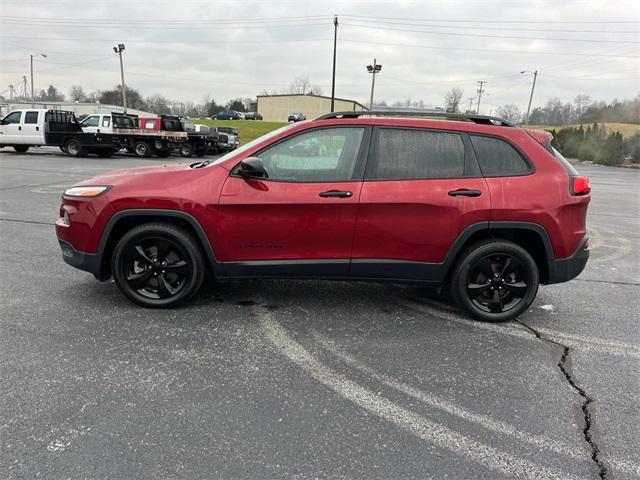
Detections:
13,145,29,153
449,240,539,322
112,223,206,308
179,143,193,157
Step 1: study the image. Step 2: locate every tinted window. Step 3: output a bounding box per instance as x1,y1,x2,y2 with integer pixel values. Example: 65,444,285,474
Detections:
255,127,365,182
24,111,39,124
470,135,530,176
113,116,134,128
3,111,22,124
369,128,465,180
102,116,111,127
81,116,99,127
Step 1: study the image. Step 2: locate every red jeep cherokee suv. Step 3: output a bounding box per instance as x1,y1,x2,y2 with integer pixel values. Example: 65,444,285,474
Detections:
55,111,591,322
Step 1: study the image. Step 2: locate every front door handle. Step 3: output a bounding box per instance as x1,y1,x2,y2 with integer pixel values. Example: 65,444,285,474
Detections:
319,190,353,198
448,189,482,197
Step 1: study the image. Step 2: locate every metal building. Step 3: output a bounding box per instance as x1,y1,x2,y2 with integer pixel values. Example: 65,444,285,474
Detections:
256,94,367,122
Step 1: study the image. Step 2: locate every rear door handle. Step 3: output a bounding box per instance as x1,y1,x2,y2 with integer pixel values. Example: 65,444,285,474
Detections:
448,189,482,197
319,190,353,198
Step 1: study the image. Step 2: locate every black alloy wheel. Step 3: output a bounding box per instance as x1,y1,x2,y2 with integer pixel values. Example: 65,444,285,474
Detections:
450,240,539,322
112,223,205,308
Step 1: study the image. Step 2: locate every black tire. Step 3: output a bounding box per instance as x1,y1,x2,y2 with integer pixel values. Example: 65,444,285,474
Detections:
449,239,539,322
111,223,206,308
13,145,29,153
179,143,193,157
134,141,151,158
65,139,87,157
156,148,171,158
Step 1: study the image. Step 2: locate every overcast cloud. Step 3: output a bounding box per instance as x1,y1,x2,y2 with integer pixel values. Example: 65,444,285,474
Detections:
1,0,638,114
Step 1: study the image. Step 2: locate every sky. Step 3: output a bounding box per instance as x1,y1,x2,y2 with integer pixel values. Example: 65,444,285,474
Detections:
0,0,638,115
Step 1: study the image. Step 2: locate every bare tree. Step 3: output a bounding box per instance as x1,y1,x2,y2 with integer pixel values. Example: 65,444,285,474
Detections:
288,75,311,94
496,104,522,124
69,85,87,102
574,94,592,118
309,84,324,96
444,88,463,113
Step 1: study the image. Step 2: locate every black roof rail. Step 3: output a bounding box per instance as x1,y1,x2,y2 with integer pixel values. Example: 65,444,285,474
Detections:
316,110,514,127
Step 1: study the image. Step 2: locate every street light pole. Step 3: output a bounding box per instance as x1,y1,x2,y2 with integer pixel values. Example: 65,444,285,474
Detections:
330,15,338,113
521,70,538,124
366,58,382,110
113,44,127,113
30,53,47,107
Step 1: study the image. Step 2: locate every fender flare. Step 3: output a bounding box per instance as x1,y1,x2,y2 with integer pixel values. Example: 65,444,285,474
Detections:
98,209,223,276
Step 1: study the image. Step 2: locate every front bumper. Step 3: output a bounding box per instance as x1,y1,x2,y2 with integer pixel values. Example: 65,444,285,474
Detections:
546,236,589,284
58,239,105,280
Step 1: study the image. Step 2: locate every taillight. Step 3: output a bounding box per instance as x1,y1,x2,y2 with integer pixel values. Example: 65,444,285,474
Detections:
571,176,591,195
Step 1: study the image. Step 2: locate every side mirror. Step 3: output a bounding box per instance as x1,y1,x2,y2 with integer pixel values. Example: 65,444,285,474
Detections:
238,157,268,179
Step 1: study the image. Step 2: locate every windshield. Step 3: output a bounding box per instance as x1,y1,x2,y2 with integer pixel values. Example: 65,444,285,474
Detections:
209,124,296,166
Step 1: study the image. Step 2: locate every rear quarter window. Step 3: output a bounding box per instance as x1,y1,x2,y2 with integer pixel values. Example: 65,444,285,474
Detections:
470,135,531,176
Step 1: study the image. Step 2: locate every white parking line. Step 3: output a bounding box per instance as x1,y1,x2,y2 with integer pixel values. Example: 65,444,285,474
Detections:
313,331,640,478
258,309,583,480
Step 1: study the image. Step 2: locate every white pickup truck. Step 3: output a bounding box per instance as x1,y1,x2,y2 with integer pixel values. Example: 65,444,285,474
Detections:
0,108,125,156
79,112,138,135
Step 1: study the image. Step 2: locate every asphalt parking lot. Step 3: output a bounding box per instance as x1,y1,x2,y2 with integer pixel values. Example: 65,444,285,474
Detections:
1,147,639,479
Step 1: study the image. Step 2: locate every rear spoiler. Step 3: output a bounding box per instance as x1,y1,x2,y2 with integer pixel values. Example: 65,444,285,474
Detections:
524,128,553,144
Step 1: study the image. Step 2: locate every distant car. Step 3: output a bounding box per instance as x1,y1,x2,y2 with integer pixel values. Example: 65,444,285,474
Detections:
244,112,263,120
212,111,242,120
288,112,306,122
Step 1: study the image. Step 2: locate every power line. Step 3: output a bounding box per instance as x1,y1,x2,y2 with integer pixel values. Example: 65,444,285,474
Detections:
339,38,640,58
341,22,640,44
339,13,640,24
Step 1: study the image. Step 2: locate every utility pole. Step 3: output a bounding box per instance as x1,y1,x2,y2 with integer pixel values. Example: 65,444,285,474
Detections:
113,44,127,112
476,80,487,114
467,97,474,113
330,15,338,113
366,59,382,109
521,70,538,124
30,53,47,107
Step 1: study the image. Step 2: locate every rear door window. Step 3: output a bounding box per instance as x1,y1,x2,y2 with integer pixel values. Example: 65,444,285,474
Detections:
470,135,531,176
24,111,39,124
367,128,466,180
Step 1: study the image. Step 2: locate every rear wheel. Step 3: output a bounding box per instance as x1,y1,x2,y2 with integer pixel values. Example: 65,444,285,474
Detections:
450,240,539,322
179,143,193,157
134,141,151,158
112,223,206,308
65,139,87,157
13,145,29,153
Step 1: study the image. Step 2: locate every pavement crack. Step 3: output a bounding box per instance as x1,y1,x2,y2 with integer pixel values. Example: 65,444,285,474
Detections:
515,320,607,479
0,218,55,226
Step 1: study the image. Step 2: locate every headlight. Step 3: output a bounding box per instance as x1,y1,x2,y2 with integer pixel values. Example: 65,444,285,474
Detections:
63,186,111,197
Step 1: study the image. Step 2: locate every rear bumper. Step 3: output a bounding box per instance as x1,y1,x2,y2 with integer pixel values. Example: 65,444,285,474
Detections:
546,236,589,284
58,239,106,280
